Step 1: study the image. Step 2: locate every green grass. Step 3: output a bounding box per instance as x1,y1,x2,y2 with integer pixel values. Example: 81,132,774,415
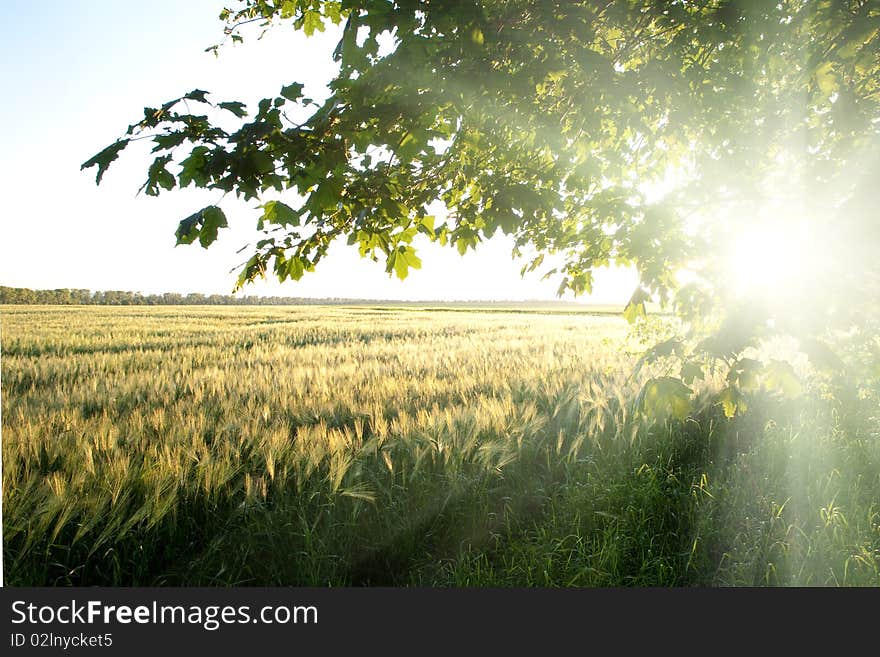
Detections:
2,305,878,585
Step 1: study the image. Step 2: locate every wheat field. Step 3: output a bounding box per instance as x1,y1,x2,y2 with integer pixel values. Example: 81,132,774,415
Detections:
2,305,878,585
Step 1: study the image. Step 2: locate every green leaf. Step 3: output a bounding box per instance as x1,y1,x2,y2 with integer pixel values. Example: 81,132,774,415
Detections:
325,1,342,24
640,376,693,421
178,146,209,188
418,215,436,234
763,360,803,398
199,206,228,248
455,234,478,255
392,254,407,280
260,200,301,228
727,358,763,392
310,178,342,211
287,256,305,281
249,151,275,175
302,10,324,37
144,155,175,196
623,287,650,324
681,361,703,385
175,205,228,248
280,0,298,19
81,139,129,184
718,386,747,418
636,338,683,372
175,212,202,246
235,253,266,291
280,83,304,102
218,101,247,118
400,246,422,270
184,89,210,103
389,246,422,280
151,132,186,152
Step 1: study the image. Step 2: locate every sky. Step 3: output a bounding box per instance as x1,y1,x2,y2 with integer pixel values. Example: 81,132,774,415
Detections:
1,1,637,302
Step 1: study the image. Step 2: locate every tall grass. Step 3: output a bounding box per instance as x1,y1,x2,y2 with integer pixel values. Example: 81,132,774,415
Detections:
2,306,878,585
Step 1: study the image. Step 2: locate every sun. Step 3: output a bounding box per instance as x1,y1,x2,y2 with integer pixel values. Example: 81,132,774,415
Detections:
724,217,815,303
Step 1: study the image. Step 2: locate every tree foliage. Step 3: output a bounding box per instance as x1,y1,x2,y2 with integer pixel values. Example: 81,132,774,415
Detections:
84,0,880,415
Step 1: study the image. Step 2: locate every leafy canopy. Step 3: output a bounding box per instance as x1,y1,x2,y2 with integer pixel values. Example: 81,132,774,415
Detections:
84,0,880,416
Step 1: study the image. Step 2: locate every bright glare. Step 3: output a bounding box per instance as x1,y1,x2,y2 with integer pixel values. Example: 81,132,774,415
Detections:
725,218,815,302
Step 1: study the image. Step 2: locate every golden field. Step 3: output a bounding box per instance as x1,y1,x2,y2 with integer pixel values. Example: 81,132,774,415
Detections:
2,306,877,586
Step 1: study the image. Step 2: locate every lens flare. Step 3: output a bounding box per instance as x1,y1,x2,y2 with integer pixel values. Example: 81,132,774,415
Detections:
725,218,816,303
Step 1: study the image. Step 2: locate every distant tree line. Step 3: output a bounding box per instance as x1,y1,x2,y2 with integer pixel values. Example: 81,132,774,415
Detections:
0,286,579,308
0,286,360,306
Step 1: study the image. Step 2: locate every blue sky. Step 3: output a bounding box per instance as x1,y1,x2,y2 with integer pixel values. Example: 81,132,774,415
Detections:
1,1,636,302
